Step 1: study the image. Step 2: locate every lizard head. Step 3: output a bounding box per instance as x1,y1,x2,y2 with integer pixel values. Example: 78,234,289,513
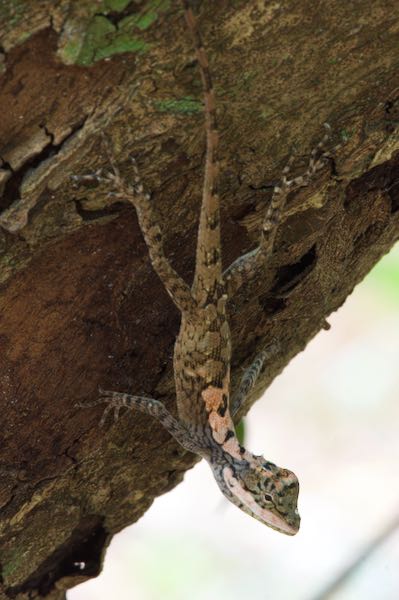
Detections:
215,456,300,535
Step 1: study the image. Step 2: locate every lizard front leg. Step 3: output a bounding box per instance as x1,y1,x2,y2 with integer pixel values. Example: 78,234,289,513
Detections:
80,390,202,454
230,344,279,417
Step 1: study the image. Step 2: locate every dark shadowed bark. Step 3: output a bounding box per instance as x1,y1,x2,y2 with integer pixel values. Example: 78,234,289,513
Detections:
0,1,398,598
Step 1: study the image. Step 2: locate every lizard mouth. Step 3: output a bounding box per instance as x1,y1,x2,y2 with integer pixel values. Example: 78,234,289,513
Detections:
222,466,300,535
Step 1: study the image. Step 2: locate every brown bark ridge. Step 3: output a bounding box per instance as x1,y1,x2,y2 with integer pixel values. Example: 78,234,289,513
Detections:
0,1,398,598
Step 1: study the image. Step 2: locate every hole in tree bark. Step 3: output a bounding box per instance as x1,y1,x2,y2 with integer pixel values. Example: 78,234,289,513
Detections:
259,296,287,316
7,516,108,597
344,152,399,215
271,245,317,296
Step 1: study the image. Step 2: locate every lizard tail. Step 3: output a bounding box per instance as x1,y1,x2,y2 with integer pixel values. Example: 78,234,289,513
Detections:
182,1,223,305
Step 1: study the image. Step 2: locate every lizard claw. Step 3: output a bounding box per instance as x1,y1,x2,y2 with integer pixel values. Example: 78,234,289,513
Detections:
96,388,127,426
76,388,125,426
75,398,104,409
99,403,113,428
71,170,104,185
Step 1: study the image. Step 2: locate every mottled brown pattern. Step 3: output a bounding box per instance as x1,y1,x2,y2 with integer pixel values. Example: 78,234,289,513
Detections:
88,0,301,535
0,0,398,591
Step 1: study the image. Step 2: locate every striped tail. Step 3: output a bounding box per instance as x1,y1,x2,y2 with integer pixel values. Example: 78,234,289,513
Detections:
182,1,222,305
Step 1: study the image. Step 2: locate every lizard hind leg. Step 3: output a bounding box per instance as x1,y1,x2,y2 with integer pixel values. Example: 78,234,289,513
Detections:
259,122,333,259
224,123,335,296
283,122,333,189
72,135,196,316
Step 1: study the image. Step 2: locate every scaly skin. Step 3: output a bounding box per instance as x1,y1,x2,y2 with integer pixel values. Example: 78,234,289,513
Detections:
80,0,336,535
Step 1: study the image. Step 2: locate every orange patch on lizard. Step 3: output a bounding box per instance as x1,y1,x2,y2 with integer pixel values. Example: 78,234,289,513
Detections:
202,386,235,445
208,411,231,444
222,435,244,461
202,386,225,413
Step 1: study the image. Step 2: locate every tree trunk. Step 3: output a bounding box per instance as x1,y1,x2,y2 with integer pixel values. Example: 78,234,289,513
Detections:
0,1,398,598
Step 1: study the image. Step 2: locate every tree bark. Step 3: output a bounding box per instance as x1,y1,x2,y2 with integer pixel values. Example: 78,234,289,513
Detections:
0,1,398,598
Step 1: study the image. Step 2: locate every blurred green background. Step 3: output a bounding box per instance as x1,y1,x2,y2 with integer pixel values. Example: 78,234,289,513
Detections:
70,243,399,600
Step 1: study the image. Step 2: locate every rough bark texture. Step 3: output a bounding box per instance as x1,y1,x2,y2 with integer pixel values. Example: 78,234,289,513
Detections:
0,1,398,598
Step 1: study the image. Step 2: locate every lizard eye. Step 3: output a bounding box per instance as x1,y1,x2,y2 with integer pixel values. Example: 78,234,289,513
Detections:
264,493,273,502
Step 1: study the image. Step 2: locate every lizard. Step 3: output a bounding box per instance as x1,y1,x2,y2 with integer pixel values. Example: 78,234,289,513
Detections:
78,0,334,535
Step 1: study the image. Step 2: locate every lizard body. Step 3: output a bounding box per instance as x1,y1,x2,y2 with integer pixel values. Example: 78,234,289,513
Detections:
81,1,335,535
